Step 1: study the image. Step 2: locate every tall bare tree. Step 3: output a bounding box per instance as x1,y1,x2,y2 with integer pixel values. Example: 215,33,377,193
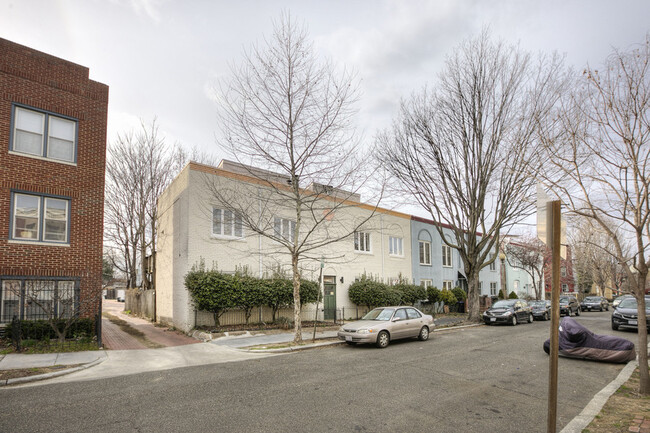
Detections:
377,31,567,321
539,37,650,394
212,13,379,343
104,120,178,290
504,236,547,300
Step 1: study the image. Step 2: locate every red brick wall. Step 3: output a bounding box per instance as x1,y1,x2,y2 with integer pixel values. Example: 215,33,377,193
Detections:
0,38,109,317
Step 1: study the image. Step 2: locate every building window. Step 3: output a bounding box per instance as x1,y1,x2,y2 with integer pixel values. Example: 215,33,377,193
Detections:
388,236,403,256
11,105,77,163
354,231,371,252
11,193,70,244
562,284,568,292
1,278,77,323
420,279,432,289
561,267,566,277
490,282,497,296
274,217,296,243
479,281,483,291
442,245,452,267
419,241,431,265
442,280,453,291
489,256,497,271
212,208,243,238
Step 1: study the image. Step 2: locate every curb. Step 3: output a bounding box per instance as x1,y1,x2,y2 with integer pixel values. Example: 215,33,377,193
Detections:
237,339,344,353
0,357,106,387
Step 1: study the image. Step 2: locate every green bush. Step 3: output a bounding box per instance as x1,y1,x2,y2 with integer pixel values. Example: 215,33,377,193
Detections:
508,291,518,299
498,289,506,299
7,318,95,340
382,288,403,306
298,279,320,306
438,289,458,305
427,286,441,303
348,276,403,308
452,287,467,301
394,284,426,305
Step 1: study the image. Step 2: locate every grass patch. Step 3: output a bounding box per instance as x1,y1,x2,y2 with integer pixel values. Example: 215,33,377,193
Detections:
0,364,81,381
103,313,165,349
582,367,650,432
0,338,98,355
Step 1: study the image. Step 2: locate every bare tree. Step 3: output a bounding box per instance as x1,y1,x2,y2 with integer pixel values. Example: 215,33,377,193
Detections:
212,13,379,343
104,119,179,291
377,31,567,321
539,37,650,394
504,236,547,300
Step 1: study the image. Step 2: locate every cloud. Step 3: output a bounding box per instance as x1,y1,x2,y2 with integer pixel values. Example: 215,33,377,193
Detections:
109,0,166,22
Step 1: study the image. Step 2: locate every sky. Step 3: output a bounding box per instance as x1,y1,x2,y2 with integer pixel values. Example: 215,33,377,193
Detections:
1,0,649,220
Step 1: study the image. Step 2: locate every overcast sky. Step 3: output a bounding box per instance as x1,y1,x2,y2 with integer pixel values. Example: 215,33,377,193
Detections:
1,0,648,219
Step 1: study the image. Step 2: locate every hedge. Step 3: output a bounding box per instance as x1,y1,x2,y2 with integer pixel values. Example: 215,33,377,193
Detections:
6,318,95,340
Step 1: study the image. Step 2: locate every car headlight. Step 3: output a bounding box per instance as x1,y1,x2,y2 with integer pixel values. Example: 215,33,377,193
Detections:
357,329,372,334
503,311,512,316
612,312,622,318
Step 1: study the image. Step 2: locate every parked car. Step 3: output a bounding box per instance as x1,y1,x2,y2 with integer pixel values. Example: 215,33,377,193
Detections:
580,296,609,312
612,294,634,309
116,295,125,302
611,296,650,331
559,296,580,316
483,299,533,326
337,306,435,348
529,300,551,321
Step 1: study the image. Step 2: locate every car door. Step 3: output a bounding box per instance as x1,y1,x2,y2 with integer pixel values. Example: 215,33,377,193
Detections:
515,301,526,322
390,308,409,339
405,308,424,337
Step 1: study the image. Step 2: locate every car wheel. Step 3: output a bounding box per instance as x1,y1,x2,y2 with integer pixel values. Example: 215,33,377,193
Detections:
345,341,356,346
376,331,390,348
544,312,549,321
612,322,619,331
511,315,517,326
605,306,609,311
575,308,581,316
418,326,429,341
528,313,534,323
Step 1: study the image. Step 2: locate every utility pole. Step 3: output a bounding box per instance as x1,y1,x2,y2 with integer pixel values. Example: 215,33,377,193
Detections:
546,200,561,433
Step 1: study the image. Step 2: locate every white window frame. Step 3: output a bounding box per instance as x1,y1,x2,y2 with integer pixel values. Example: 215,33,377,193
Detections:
11,105,77,164
354,231,371,253
388,236,403,257
442,280,453,291
490,282,497,296
489,256,497,271
442,245,452,267
274,217,296,243
212,208,243,239
419,240,431,265
11,192,70,244
420,279,432,289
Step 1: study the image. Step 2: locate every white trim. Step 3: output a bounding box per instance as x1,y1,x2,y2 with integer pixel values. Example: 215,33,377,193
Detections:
8,240,70,247
8,151,77,166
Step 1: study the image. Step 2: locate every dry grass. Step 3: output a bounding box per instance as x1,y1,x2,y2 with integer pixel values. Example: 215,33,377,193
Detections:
0,364,81,381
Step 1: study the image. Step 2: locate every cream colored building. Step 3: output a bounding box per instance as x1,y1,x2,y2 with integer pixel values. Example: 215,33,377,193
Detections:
156,160,412,332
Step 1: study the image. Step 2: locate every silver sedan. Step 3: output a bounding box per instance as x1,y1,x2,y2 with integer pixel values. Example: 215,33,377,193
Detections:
337,306,435,348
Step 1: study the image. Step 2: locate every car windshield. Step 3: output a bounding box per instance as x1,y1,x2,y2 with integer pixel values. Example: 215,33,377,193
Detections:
559,296,570,304
584,297,600,302
362,308,395,321
492,300,515,308
529,301,545,307
618,298,650,310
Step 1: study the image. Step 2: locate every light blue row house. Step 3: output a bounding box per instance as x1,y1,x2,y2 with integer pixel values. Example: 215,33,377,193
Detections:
410,216,500,296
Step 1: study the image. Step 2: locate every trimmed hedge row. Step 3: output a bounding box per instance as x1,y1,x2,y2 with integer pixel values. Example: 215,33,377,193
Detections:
6,318,95,340
184,269,320,325
347,277,427,309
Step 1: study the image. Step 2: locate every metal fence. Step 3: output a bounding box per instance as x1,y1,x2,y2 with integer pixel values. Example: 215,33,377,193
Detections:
0,277,80,323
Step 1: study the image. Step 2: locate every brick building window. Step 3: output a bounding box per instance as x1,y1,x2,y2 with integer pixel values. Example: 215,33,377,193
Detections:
212,208,243,238
11,105,77,163
1,278,78,323
11,192,70,244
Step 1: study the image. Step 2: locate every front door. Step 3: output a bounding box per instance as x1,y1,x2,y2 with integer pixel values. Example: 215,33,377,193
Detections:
323,276,336,320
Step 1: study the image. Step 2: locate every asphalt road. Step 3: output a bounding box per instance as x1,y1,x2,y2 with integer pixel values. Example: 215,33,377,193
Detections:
1,311,633,433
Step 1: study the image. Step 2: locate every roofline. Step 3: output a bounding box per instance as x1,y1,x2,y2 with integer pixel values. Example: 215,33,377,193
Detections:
411,215,484,237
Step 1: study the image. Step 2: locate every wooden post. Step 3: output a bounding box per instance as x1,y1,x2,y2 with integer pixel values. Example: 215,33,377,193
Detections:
547,201,561,433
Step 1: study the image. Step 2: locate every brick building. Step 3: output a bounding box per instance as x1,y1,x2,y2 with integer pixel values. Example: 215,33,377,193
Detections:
0,38,109,322
544,245,576,297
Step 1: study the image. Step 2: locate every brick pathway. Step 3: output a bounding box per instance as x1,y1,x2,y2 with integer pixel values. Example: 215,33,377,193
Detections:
629,415,650,433
101,300,200,350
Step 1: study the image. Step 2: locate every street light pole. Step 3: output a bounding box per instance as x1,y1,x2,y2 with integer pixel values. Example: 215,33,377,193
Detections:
547,200,561,433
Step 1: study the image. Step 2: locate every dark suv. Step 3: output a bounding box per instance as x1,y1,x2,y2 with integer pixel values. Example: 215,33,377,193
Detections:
559,296,581,316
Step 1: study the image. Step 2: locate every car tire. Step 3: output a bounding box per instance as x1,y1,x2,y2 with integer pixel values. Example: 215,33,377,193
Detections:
575,308,581,316
418,326,429,341
605,306,609,311
376,331,390,348
511,315,517,326
346,341,356,346
544,312,549,321
612,322,619,331
528,313,534,323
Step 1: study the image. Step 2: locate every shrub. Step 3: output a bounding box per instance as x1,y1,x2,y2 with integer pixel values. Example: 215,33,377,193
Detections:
452,287,467,301
498,289,507,299
438,289,458,305
348,277,388,308
297,279,320,306
508,291,518,299
382,288,403,306
394,284,426,305
427,286,441,303
7,318,95,341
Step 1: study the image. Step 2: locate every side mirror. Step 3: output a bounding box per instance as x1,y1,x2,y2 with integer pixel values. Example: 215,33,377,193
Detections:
392,317,402,322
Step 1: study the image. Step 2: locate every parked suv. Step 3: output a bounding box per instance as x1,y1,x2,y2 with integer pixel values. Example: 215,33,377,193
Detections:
559,296,581,316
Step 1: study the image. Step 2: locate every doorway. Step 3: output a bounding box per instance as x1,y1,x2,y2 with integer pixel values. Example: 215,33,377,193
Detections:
323,276,336,320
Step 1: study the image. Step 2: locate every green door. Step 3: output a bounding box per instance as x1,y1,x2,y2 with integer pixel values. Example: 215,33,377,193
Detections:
323,276,336,320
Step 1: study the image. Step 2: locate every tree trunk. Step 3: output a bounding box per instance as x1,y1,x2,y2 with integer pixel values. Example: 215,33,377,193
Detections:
292,254,302,344
636,274,649,395
467,270,481,322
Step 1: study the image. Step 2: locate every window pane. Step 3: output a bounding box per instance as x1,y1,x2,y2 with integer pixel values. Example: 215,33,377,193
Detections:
24,280,55,320
223,210,233,236
49,116,75,140
354,232,359,250
234,213,243,237
213,208,222,235
14,130,43,155
16,107,44,134
44,198,68,242
14,108,44,155
1,281,21,323
274,217,281,238
14,194,40,240
282,219,289,240
47,137,74,162
58,281,76,318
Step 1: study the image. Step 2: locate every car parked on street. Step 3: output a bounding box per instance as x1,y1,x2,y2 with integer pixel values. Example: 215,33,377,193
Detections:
612,294,634,309
611,296,650,331
580,296,609,312
529,300,551,321
337,306,435,348
559,296,580,316
483,299,533,326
